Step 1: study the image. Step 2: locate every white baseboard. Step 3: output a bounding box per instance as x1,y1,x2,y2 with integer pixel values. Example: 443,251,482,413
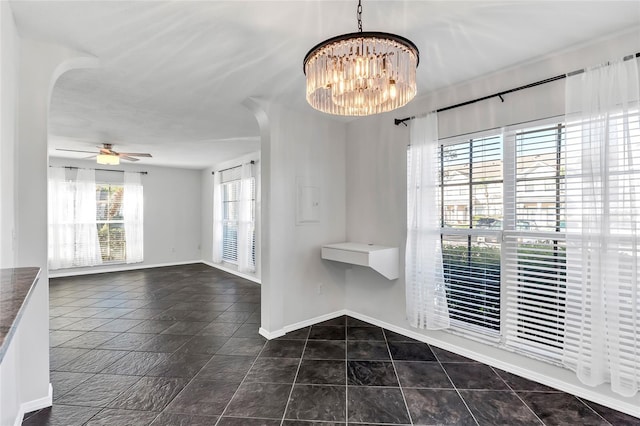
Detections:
49,260,263,283
261,309,639,419
341,310,640,420
15,383,53,426
282,310,347,334
259,327,285,339
48,260,202,278
201,261,261,284
258,310,347,340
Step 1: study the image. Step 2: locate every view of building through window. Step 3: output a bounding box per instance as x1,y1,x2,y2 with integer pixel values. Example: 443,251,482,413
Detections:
439,134,503,334
429,121,569,360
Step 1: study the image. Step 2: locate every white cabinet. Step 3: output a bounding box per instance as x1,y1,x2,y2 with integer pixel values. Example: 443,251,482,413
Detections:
321,242,399,280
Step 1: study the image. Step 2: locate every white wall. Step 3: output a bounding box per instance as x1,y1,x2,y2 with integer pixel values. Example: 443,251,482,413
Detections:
201,151,261,281
248,100,347,336
0,16,99,424
0,1,18,269
405,28,640,140
0,5,21,424
48,157,202,276
344,29,640,416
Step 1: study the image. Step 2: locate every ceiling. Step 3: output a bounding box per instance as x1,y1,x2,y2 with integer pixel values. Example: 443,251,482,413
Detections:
9,1,640,169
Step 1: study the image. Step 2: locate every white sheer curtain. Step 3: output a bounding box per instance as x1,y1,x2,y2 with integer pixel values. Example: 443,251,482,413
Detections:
48,167,102,269
406,113,450,330
123,171,144,263
237,163,255,272
74,169,102,267
563,58,640,397
212,171,223,263
48,167,75,269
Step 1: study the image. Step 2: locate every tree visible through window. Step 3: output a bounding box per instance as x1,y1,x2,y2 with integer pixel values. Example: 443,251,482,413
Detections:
96,184,125,262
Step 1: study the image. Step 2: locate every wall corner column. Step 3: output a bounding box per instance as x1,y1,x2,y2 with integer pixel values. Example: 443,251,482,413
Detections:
242,97,284,337
12,35,98,422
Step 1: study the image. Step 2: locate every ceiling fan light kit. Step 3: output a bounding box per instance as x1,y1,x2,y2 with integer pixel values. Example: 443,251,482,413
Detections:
96,153,120,165
303,0,419,116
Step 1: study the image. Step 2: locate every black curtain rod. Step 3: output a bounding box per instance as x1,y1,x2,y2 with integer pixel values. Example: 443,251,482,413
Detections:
394,52,640,126
51,165,148,175
211,160,255,175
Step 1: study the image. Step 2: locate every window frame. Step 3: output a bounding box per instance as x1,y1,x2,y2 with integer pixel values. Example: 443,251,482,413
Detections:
96,182,126,264
436,133,504,338
421,117,573,360
503,121,568,362
220,173,256,267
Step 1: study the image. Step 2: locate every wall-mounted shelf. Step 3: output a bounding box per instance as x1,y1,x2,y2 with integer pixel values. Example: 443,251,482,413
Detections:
321,242,399,280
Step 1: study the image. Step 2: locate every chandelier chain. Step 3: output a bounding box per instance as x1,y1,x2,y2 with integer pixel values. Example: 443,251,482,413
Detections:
357,0,363,32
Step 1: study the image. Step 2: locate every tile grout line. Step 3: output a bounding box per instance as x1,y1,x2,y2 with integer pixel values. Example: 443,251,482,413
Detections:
45,270,630,426
382,329,414,426
345,319,349,426
489,365,547,425
433,347,480,426
576,396,615,426
77,288,244,425
212,319,269,426
280,326,311,426
52,346,146,425
145,316,255,425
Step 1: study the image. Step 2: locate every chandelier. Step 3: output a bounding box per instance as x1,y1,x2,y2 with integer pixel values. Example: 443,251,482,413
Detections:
303,0,419,116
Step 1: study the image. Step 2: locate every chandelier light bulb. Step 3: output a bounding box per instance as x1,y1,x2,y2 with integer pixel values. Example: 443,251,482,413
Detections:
303,1,419,116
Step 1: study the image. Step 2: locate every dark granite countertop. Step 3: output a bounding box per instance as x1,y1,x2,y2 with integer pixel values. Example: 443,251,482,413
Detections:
0,267,41,362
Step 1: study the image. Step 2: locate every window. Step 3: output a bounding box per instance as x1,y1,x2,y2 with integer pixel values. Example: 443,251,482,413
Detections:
439,134,503,336
222,179,240,262
96,184,125,262
504,124,567,360
49,169,143,269
424,121,570,361
220,166,256,269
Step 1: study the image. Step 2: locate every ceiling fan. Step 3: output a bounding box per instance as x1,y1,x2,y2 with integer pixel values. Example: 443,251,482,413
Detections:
56,143,152,163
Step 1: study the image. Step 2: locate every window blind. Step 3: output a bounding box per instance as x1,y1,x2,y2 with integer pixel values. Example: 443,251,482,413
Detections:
222,180,240,263
562,109,640,383
504,124,567,362
220,166,242,183
220,164,256,268
422,110,640,381
439,135,503,337
96,183,126,262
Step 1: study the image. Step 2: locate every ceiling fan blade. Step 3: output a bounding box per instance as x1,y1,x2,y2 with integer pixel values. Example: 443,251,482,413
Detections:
83,155,97,160
119,155,139,162
118,153,152,157
56,148,99,154
99,148,114,155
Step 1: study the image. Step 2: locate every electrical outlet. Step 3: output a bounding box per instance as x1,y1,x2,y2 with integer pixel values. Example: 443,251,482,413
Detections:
317,283,324,295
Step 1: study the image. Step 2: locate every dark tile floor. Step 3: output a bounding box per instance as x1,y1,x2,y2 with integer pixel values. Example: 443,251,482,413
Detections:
23,264,639,425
